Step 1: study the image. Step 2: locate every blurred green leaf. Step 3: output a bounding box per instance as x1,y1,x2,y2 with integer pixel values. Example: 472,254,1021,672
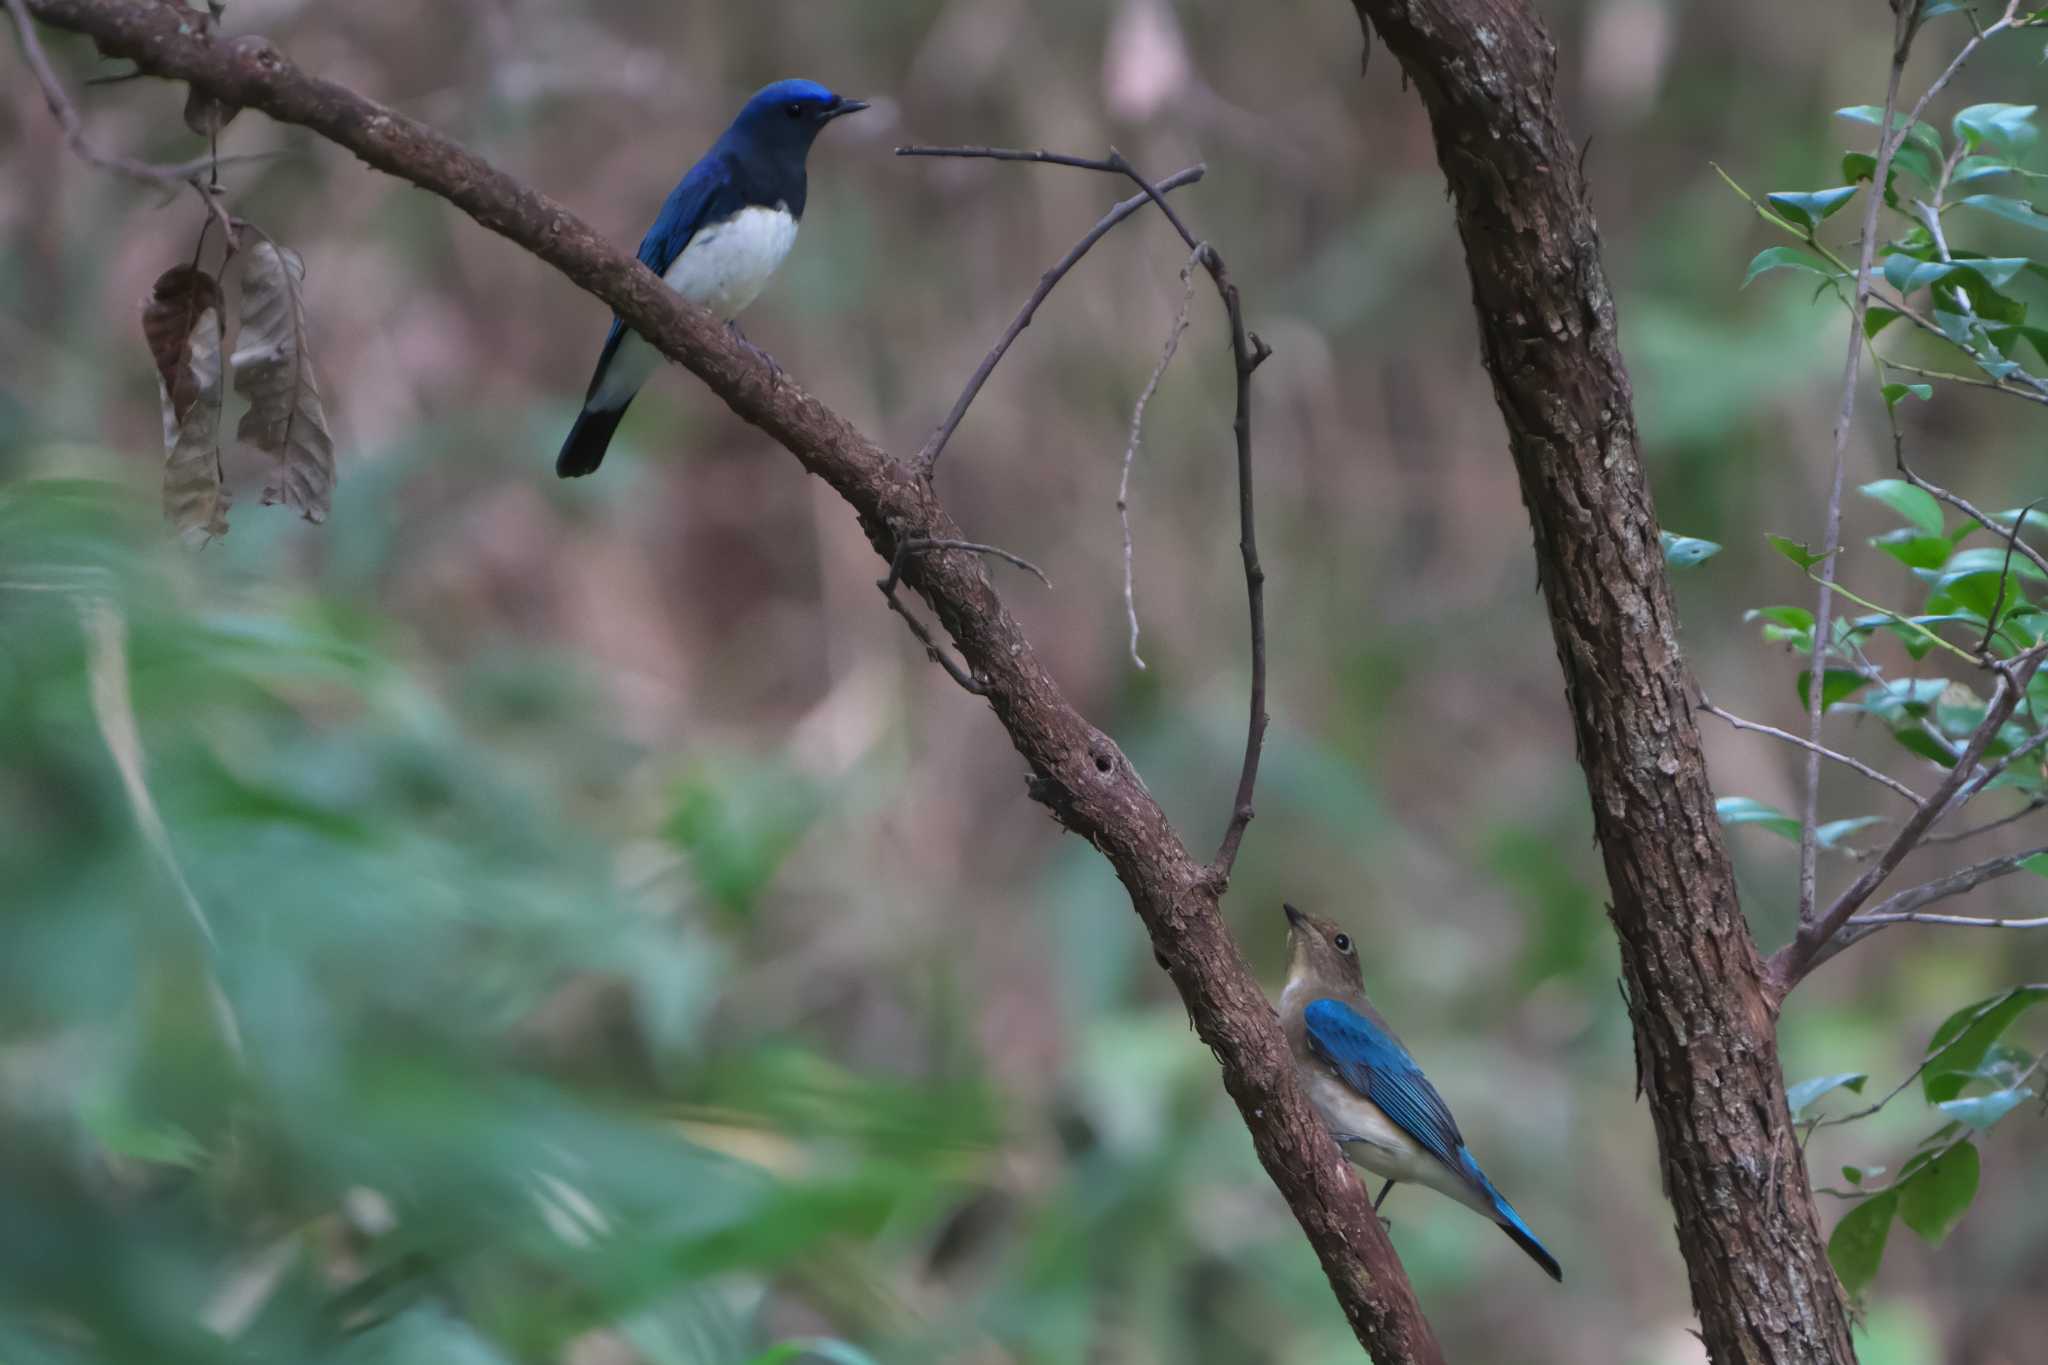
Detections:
1883,254,2030,292
1797,668,1867,712
1715,796,1802,841
1924,986,2048,1102
1865,306,1903,338
1953,103,2038,153
1937,1087,2033,1129
1879,383,1933,407
1871,529,1954,571
1787,1072,1868,1117
1837,107,1944,159
1959,193,2048,232
1829,1190,1897,1299
1767,187,1861,229
1743,246,1838,287
1661,530,1723,567
749,1339,881,1365
1769,533,1831,570
1896,1142,1979,1246
1817,816,1884,848
1860,480,1944,536
663,760,825,918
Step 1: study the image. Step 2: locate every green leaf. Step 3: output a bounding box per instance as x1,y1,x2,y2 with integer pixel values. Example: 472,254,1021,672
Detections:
1897,1142,1979,1246
1872,529,1955,571
1743,245,1838,287
1864,306,1903,338
1798,668,1868,712
1892,726,1959,767
1746,605,1816,632
1817,815,1884,848
1829,1190,1898,1299
1769,533,1831,570
1883,254,2031,292
748,1340,881,1365
1860,479,1945,536
1924,985,2048,1102
1953,155,2015,186
1958,192,2048,232
1715,796,1802,841
1788,1072,1869,1116
1661,530,1723,567
1767,187,1861,229
1953,103,2038,153
1936,545,2048,587
1837,106,1944,159
1842,1164,1885,1185
1937,1086,2034,1129
1880,382,1933,407
1850,677,1949,719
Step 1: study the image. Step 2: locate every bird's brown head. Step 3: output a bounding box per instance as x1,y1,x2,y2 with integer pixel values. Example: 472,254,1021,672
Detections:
1282,902,1364,996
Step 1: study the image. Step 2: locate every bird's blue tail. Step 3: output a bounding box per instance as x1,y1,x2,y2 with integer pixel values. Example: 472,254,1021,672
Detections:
1460,1152,1563,1282
556,401,628,479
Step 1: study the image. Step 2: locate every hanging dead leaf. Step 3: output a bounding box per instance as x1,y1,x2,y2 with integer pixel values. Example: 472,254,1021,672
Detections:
142,265,222,423
182,83,241,138
230,238,335,523
142,265,230,543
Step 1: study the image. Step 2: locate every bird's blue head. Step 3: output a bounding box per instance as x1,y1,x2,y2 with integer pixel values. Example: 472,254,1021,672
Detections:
725,79,868,158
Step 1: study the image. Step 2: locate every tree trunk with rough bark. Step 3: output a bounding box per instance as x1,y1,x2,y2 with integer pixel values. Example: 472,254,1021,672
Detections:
1346,2,1858,1361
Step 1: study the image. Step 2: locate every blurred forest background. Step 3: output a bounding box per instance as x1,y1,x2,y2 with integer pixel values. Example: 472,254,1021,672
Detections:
3,1,2046,1361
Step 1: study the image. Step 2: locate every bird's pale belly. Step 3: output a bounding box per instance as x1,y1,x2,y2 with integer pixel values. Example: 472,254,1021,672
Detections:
1302,1072,1492,1214
589,205,798,410
665,204,799,320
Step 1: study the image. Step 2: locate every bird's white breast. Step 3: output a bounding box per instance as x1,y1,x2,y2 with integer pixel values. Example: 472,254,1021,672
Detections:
1302,1071,1495,1216
664,203,799,321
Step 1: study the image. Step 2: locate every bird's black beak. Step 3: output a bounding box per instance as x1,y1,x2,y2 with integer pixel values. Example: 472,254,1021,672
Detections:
824,97,870,121
1282,903,1305,929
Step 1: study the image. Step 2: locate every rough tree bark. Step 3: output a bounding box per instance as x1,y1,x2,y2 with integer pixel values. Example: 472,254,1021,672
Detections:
19,1,1444,1359
1346,2,1857,1362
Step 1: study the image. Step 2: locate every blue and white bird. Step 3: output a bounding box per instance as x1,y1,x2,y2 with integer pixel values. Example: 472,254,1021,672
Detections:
555,79,868,478
1279,903,1563,1281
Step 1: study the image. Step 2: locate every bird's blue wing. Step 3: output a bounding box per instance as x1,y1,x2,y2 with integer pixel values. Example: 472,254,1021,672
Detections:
582,157,751,402
1302,997,1467,1174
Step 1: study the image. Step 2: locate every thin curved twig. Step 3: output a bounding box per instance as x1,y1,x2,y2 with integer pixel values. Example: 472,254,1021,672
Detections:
1698,694,1921,804
897,157,1205,476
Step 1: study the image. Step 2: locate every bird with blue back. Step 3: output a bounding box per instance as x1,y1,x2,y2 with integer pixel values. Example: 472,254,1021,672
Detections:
555,79,868,478
1278,903,1563,1281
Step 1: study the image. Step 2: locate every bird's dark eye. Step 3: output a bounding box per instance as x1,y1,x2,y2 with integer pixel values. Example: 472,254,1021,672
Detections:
1333,933,1352,953
785,102,805,119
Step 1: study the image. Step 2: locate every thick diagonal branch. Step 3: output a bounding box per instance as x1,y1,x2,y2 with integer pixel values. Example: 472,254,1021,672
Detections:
1348,1,1855,1361
18,1,1438,1358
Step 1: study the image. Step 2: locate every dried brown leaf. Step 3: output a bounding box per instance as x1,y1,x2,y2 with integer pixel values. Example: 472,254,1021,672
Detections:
142,265,222,423
230,239,335,523
142,264,228,542
182,83,240,138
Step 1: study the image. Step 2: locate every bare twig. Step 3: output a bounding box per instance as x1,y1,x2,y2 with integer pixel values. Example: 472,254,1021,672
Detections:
1698,694,1921,805
898,159,1205,476
1812,1058,2045,1200
1922,796,2048,846
1774,649,2048,993
1879,357,2048,407
903,144,1273,882
1799,10,1914,932
1118,246,1203,670
6,0,221,190
898,144,1203,252
876,536,1052,695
